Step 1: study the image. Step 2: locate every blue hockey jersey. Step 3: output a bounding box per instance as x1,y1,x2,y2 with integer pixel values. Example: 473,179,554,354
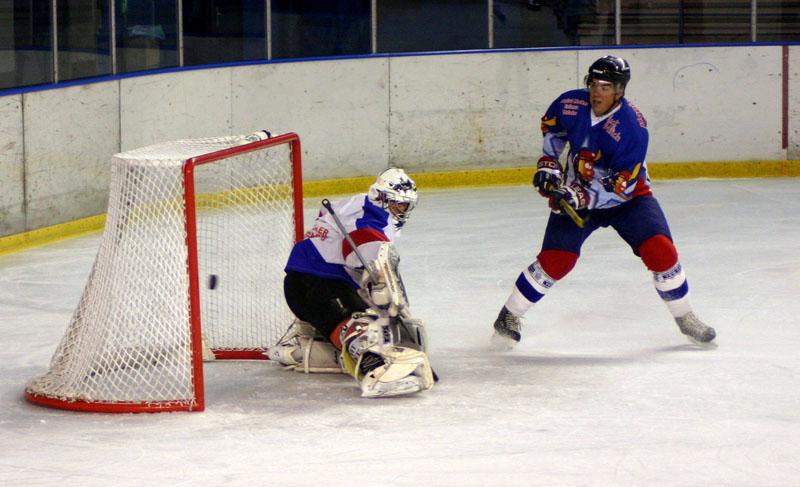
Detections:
284,194,398,288
541,88,652,209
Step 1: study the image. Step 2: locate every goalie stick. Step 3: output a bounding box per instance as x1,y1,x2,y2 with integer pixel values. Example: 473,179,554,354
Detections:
320,198,439,382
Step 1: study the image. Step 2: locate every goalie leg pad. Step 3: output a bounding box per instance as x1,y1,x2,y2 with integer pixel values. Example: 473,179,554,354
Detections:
338,310,433,397
394,313,429,353
267,320,341,374
359,346,434,398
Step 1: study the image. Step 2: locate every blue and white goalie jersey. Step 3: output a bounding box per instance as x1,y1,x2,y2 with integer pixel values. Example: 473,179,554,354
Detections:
285,194,398,288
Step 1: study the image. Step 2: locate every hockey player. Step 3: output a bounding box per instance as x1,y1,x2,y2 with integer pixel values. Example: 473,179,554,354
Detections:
493,55,716,348
270,168,434,397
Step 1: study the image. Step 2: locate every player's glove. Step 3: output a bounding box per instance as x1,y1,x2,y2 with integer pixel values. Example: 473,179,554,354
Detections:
574,149,599,182
548,183,589,214
533,155,562,197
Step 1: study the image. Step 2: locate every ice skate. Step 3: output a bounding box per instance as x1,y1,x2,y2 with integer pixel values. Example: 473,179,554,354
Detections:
491,306,522,350
675,312,716,347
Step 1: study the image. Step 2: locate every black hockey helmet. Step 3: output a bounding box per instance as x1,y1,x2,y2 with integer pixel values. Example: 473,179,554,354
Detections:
585,55,631,89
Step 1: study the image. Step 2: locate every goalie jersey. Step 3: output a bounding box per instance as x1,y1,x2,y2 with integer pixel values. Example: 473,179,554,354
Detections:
541,88,652,209
285,194,398,288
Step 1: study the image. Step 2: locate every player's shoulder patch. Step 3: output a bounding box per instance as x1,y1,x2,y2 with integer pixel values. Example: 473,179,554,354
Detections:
557,89,589,117
625,99,648,128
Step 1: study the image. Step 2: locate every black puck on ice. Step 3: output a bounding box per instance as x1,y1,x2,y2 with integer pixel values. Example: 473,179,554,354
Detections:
208,274,218,290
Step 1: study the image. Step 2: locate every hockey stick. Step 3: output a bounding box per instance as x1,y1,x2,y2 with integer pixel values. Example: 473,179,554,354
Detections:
558,199,586,229
321,199,382,288
321,199,439,382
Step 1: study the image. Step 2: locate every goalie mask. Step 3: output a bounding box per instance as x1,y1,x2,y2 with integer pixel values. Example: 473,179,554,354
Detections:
368,168,418,228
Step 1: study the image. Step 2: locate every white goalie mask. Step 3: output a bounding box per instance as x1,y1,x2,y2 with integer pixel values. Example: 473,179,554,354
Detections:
368,168,418,228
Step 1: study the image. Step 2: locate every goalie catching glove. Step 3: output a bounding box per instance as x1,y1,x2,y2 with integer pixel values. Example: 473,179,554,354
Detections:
339,310,434,398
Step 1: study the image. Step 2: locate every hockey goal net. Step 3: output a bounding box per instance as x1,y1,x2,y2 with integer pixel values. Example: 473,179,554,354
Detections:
24,132,303,413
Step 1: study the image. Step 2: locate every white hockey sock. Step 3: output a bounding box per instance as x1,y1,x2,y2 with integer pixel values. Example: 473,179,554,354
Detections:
504,260,555,317
653,262,692,318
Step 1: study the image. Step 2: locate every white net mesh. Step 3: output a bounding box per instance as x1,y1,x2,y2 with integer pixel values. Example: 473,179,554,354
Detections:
25,134,298,411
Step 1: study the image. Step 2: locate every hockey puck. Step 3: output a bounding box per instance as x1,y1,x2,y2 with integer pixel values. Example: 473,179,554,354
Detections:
208,274,218,290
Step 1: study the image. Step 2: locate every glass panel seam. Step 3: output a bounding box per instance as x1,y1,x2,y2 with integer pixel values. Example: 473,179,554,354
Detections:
52,0,58,83
266,0,272,60
488,0,494,49
177,0,184,66
110,0,116,75
371,0,378,54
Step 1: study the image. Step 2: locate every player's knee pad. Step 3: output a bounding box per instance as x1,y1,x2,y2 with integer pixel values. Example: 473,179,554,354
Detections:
638,234,678,272
537,249,578,280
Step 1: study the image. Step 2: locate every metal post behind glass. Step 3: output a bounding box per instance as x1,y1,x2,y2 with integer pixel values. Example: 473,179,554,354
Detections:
177,0,184,67
266,0,272,60
110,0,117,75
371,0,377,54
51,0,58,83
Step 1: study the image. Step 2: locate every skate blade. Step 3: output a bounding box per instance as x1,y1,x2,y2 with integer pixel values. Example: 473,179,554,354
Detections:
490,331,518,351
685,336,718,349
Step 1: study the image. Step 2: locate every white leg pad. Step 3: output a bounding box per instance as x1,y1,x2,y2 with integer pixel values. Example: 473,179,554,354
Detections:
267,321,342,374
359,346,434,398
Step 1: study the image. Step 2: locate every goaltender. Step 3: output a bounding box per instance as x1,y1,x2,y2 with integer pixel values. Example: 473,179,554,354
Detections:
270,168,434,398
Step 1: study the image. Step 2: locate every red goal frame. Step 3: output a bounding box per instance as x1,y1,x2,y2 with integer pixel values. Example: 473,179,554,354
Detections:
25,132,303,413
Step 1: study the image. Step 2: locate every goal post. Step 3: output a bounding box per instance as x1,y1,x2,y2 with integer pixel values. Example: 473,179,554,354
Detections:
24,131,303,413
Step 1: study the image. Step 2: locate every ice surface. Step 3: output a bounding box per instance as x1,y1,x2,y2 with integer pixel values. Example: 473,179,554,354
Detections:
1,179,799,486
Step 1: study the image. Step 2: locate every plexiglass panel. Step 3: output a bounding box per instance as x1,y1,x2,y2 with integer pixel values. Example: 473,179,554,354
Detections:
621,0,752,45
756,1,800,42
116,0,178,73
0,1,53,89
493,1,579,48
495,0,614,47
2,1,800,93
56,0,111,81
183,0,265,66
271,0,371,59
377,0,487,53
